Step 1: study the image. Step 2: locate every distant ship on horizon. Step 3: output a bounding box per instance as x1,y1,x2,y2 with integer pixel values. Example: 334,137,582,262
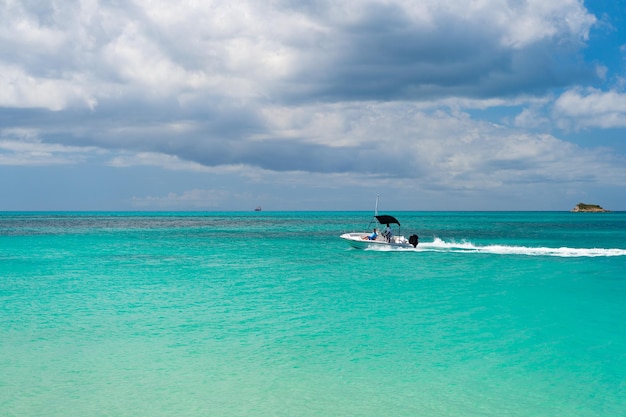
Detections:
254,206,262,211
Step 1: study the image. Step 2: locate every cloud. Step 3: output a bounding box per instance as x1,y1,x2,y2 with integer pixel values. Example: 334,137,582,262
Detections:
0,64,97,110
2,0,623,211
92,102,626,192
553,88,626,129
0,128,104,166
107,151,217,172
514,107,551,130
0,0,598,108
285,0,597,102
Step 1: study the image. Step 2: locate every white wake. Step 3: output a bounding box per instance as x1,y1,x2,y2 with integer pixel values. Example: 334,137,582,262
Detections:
367,237,626,257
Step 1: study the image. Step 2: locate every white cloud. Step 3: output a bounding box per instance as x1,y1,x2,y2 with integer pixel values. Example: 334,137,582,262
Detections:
0,64,97,110
0,0,598,109
107,152,215,172
0,0,66,53
514,107,551,130
553,88,626,129
496,0,595,47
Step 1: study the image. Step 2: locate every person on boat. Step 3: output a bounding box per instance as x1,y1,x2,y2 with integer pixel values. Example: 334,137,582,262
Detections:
362,228,378,240
382,224,392,242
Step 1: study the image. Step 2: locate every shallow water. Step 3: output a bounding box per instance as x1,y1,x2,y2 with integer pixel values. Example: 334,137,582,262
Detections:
1,212,625,416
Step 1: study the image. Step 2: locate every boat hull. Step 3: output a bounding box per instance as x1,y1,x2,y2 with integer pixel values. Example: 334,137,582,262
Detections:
340,233,413,249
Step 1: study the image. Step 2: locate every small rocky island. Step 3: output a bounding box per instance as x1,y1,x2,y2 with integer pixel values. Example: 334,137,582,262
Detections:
571,203,610,213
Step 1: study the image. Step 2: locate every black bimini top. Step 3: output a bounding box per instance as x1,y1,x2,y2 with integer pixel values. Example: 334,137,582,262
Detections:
376,215,400,226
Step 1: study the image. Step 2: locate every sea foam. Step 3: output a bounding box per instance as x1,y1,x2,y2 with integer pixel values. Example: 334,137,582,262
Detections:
368,237,626,257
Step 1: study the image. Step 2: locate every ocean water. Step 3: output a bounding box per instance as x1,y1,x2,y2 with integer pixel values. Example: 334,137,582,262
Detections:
1,211,625,417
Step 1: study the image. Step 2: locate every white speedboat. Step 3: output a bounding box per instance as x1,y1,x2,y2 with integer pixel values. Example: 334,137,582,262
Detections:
340,214,419,249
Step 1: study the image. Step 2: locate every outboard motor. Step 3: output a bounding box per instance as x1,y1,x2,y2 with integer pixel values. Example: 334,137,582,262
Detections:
409,234,419,247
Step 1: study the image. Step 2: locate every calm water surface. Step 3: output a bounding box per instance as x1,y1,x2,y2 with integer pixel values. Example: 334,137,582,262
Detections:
1,212,625,416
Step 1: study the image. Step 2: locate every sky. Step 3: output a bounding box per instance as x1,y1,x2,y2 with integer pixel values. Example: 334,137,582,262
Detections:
1,0,626,211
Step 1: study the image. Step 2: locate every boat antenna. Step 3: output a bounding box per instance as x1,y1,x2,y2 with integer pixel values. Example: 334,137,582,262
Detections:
375,194,379,217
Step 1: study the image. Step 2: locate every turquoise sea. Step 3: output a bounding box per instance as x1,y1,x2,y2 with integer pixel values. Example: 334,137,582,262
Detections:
1,211,625,417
